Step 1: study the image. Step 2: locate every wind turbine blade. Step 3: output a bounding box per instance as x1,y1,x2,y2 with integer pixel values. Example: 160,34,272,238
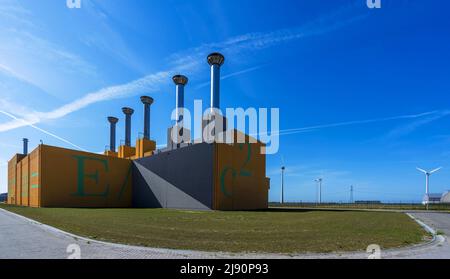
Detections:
417,167,427,173
280,153,286,167
430,167,443,174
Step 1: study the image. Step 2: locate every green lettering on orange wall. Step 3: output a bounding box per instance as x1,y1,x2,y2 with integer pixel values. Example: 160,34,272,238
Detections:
22,175,29,197
238,143,252,177
72,155,110,197
117,164,132,201
220,167,236,198
220,143,254,197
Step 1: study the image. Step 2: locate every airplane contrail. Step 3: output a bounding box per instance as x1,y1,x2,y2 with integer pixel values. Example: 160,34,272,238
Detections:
0,4,367,133
0,110,86,151
255,110,445,137
194,65,264,90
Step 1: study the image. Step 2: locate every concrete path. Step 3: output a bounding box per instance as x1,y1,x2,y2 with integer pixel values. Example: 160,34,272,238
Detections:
0,209,218,259
1,208,450,259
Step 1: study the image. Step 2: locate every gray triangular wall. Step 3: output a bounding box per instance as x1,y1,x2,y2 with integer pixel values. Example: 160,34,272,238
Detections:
132,143,214,210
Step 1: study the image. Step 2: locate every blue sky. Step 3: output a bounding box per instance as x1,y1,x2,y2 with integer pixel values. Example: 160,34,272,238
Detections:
0,0,449,202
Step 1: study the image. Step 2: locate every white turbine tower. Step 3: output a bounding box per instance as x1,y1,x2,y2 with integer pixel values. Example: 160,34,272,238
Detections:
281,166,285,204
417,167,442,208
280,155,286,205
315,178,323,204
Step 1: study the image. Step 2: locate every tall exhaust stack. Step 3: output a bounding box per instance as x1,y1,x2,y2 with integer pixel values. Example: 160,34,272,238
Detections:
172,75,188,124
23,138,28,155
140,96,154,139
122,107,134,147
207,53,225,110
107,117,119,152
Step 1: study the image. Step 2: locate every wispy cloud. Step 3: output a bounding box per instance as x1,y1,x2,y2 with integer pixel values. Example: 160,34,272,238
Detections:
0,2,34,28
268,163,358,203
384,110,450,139
0,71,170,132
0,110,86,151
80,0,147,74
0,2,98,97
268,163,350,179
0,4,367,133
268,164,308,177
0,63,42,90
256,110,445,138
194,65,264,90
169,4,368,69
0,142,21,149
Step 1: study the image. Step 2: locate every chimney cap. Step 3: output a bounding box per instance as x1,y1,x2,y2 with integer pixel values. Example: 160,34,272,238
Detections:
207,52,225,66
122,107,135,115
107,116,119,124
23,138,29,142
140,96,154,105
172,75,188,86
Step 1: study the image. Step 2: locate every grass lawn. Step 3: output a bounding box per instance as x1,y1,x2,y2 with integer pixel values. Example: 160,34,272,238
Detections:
270,202,450,211
0,204,427,254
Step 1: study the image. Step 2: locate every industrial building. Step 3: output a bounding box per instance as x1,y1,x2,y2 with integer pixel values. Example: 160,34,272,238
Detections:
422,192,450,205
441,191,450,203
7,53,270,210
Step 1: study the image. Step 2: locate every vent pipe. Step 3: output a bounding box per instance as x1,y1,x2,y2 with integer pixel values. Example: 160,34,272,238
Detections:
172,75,188,124
23,138,28,155
122,107,134,147
140,96,154,139
207,53,225,110
107,117,119,152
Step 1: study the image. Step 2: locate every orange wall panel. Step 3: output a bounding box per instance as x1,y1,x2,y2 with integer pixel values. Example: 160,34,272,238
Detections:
214,140,269,210
16,162,22,206
7,154,25,205
7,160,16,205
21,157,30,206
29,148,41,208
40,145,132,208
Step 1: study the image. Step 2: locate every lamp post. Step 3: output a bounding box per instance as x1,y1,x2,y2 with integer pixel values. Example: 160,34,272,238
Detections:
281,166,285,204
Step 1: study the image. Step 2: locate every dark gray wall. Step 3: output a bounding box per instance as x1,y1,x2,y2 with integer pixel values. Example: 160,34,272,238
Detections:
132,143,214,210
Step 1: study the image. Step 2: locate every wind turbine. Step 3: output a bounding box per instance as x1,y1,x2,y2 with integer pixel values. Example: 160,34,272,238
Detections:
350,185,354,204
315,178,323,204
281,166,285,204
280,155,286,204
417,167,442,208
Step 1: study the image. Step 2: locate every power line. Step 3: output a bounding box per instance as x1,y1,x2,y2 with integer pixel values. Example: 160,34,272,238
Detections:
354,190,420,197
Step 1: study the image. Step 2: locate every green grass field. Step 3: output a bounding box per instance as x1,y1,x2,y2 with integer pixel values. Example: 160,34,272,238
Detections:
0,204,427,254
270,202,450,211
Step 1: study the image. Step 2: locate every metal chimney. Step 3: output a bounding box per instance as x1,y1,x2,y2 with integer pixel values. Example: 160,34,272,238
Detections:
207,53,225,109
172,75,188,124
107,117,119,152
23,138,28,155
122,107,134,147
140,96,154,139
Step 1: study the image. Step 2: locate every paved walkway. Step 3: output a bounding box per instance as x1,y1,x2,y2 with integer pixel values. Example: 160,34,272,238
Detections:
0,209,216,259
0,209,449,259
